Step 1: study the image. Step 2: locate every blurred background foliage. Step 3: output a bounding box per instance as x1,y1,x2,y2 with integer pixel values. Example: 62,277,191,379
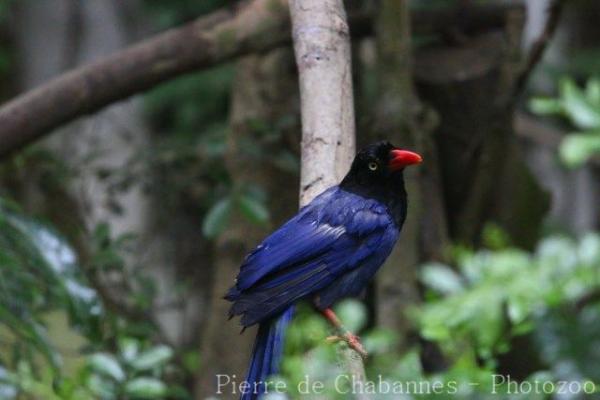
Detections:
0,0,599,399
0,201,185,399
530,77,600,167
273,230,600,399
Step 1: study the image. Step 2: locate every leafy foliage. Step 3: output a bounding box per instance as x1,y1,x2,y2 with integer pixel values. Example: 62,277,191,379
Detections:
417,234,600,359
143,64,297,240
202,186,271,238
0,198,99,370
0,199,187,399
84,339,177,399
276,232,600,399
530,77,600,167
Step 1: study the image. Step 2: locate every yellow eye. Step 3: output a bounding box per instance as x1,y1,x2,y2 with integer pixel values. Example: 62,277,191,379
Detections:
368,162,378,171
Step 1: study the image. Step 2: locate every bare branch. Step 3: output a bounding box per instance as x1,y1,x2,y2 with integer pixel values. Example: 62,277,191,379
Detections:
0,0,525,158
512,0,567,99
0,0,290,157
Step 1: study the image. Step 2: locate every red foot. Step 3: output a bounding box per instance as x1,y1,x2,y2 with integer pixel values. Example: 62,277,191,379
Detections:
320,307,368,358
343,332,368,358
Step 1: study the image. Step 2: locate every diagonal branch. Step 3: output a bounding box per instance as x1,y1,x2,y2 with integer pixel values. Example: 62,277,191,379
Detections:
0,0,291,157
512,0,567,99
0,0,524,158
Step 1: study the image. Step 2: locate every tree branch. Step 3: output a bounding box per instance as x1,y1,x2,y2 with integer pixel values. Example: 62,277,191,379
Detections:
291,0,355,204
512,0,567,99
0,0,291,157
289,0,366,391
0,0,524,158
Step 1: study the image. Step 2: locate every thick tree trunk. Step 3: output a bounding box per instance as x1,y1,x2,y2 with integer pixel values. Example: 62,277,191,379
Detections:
195,49,299,398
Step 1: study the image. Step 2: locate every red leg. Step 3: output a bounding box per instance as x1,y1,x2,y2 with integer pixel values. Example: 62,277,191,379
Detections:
320,308,368,358
342,331,367,358
322,308,343,328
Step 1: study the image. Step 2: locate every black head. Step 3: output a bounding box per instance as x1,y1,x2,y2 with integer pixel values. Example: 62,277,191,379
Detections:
340,141,422,225
341,141,421,189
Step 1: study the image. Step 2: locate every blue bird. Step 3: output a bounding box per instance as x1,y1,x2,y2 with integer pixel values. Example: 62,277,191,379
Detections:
225,141,422,399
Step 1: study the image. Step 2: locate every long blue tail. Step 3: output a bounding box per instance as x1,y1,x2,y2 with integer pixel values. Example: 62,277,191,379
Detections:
241,305,295,400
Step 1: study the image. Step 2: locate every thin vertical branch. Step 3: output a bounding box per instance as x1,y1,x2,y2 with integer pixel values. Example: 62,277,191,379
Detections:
290,0,356,205
512,0,566,99
289,0,366,391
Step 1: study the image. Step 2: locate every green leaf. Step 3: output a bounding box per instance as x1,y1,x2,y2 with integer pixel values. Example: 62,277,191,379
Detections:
579,233,600,266
182,350,201,374
420,263,464,295
88,353,125,382
586,77,600,107
334,300,367,332
362,329,397,354
124,378,167,398
528,97,562,115
130,345,173,371
507,298,529,324
86,375,117,398
559,132,600,167
238,195,270,225
560,78,600,130
0,307,60,370
93,223,111,245
202,197,232,238
482,223,511,250
119,337,139,363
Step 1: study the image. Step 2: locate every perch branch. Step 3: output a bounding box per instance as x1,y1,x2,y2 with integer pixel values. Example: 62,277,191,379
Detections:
289,0,367,392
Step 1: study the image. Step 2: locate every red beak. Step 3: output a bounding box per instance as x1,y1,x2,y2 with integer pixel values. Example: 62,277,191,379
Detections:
389,149,422,171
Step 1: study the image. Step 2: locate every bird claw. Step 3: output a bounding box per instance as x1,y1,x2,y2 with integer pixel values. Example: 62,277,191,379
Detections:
326,333,368,358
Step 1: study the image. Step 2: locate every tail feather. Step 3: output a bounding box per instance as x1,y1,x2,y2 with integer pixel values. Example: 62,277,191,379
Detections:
241,306,294,400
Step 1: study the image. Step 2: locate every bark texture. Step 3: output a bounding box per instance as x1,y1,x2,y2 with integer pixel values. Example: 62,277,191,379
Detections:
290,0,355,204
289,0,366,388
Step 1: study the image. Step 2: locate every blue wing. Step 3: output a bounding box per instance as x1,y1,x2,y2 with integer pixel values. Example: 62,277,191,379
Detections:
226,187,399,327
